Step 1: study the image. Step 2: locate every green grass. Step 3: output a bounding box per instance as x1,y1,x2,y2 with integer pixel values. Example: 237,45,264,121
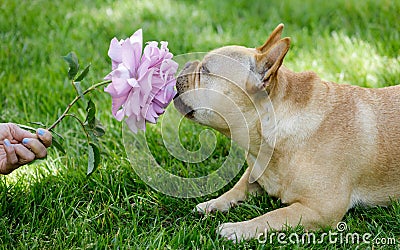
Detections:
1,0,399,248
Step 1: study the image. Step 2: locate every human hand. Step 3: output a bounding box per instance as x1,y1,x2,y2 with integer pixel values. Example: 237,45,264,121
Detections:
0,123,52,174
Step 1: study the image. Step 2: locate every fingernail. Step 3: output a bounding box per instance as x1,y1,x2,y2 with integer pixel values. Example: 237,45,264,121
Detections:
37,128,45,136
3,139,11,147
22,138,30,144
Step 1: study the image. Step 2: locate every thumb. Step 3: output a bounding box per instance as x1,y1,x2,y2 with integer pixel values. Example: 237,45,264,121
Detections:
36,128,52,147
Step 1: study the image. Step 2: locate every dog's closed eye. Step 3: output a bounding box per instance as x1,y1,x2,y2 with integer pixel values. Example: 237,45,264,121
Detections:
200,64,210,74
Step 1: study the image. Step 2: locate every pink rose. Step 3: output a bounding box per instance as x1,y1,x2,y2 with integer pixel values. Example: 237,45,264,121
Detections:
104,29,178,133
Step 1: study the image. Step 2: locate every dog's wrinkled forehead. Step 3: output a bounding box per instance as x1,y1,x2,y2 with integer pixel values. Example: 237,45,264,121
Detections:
201,46,256,88
203,46,255,71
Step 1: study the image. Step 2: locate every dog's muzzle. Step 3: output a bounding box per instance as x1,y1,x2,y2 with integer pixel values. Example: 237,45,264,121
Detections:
173,61,199,119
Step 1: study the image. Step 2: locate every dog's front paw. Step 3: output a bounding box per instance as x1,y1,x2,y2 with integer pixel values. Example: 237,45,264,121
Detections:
194,197,234,214
218,222,255,243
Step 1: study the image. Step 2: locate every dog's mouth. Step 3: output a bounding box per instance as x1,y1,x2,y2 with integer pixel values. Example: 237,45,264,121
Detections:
185,109,195,119
173,93,195,119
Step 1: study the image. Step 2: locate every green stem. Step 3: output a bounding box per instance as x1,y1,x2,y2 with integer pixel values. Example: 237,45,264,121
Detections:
47,80,111,131
64,114,88,137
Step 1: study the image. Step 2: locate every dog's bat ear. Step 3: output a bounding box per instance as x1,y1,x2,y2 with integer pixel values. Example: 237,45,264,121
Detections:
256,23,284,53
252,38,290,92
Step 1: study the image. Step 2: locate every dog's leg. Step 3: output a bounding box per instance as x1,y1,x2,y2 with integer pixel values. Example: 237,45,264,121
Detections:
218,201,348,242
195,165,263,214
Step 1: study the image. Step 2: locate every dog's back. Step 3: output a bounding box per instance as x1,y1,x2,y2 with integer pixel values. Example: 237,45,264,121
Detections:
307,81,400,207
354,85,400,206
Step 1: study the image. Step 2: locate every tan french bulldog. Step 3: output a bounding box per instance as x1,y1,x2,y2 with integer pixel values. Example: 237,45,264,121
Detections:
174,24,400,242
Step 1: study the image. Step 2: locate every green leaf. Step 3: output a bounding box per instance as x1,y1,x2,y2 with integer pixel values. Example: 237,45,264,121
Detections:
17,124,38,132
75,63,91,82
85,99,96,129
52,137,66,154
28,121,46,127
63,52,79,80
87,142,100,175
50,129,64,140
94,121,105,137
87,129,99,145
73,81,85,101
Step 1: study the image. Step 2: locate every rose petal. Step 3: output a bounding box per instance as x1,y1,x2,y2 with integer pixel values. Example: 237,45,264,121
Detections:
108,38,123,68
161,87,176,105
160,41,173,60
144,103,158,123
124,86,141,117
114,107,125,121
138,69,154,107
111,77,132,96
125,115,139,133
137,117,146,131
104,82,118,96
121,40,137,74
126,115,146,133
127,78,139,88
113,63,131,79
152,101,165,114
109,94,128,121
143,41,162,67
129,29,143,70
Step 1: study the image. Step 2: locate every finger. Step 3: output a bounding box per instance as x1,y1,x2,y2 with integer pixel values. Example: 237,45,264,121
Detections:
1,139,19,174
6,123,37,142
13,144,36,165
3,139,18,165
36,128,52,147
22,138,47,159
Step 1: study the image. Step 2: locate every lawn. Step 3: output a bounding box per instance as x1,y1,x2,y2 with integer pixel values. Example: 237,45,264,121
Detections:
1,0,399,249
